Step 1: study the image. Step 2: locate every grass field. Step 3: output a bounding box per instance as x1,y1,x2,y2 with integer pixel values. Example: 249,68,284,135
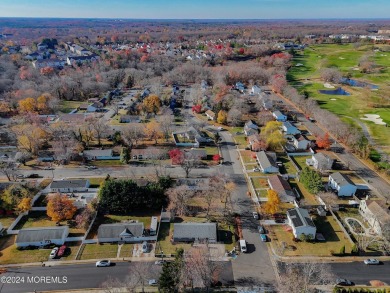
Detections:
288,43,390,153
79,243,118,260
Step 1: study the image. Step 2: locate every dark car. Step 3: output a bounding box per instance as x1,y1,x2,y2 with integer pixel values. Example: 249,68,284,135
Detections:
336,279,354,286
27,173,39,178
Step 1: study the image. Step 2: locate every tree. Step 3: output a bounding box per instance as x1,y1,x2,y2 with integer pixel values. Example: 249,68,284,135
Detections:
1,184,30,210
261,121,286,150
168,149,200,178
300,167,323,194
157,111,174,142
212,154,222,163
317,133,331,149
192,104,202,113
0,161,17,182
217,110,227,125
263,189,281,215
122,124,144,147
16,198,32,214
47,194,77,224
120,147,131,164
317,191,338,210
159,249,183,293
277,261,335,293
18,97,36,113
86,116,109,146
168,149,184,165
166,185,194,217
320,68,342,83
144,121,162,144
75,207,95,230
142,94,161,114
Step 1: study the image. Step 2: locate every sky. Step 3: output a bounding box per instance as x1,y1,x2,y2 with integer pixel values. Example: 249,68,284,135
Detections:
0,0,389,19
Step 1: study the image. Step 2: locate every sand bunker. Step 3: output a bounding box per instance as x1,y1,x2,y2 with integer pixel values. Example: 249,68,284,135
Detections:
339,57,345,60
380,54,387,57
295,63,303,67
352,67,360,71
330,98,337,100
324,83,335,89
361,114,387,125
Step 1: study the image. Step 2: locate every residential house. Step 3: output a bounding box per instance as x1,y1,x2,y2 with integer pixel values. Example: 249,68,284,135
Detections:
201,80,208,91
256,151,279,173
282,122,301,135
32,59,65,69
244,120,259,136
292,135,311,151
205,110,216,121
177,178,210,191
328,172,357,197
66,55,99,66
250,85,261,95
87,102,104,112
268,175,295,202
37,151,55,162
83,149,116,160
119,115,141,123
24,52,43,61
173,222,217,243
97,223,149,243
235,82,245,93
306,153,334,171
186,149,207,160
272,110,287,122
50,179,90,193
141,88,150,99
78,104,89,111
248,134,264,152
16,227,69,248
359,200,390,235
287,208,316,239
58,113,89,124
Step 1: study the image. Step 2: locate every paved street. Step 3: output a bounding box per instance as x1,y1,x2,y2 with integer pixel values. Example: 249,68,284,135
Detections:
0,261,233,293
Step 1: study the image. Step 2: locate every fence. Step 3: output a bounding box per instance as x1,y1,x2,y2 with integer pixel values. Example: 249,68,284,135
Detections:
329,209,355,246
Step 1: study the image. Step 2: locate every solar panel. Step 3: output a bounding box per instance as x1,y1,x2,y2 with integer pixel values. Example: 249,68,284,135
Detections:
305,217,315,227
292,216,303,227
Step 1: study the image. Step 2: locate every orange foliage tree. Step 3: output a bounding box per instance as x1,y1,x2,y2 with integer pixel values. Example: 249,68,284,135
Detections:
316,133,331,149
263,189,281,215
47,194,77,224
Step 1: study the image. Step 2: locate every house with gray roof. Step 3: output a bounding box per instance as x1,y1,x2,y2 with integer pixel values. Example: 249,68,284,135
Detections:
272,110,287,122
256,151,279,173
50,179,90,193
16,226,69,248
173,222,217,243
328,172,357,197
244,120,259,136
287,208,316,239
97,223,150,243
83,149,117,160
306,153,334,171
282,122,301,135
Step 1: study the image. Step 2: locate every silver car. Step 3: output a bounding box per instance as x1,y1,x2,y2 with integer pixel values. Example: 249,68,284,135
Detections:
363,258,380,265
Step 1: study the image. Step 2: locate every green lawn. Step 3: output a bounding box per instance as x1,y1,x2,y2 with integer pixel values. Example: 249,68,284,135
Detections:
269,215,353,256
59,100,85,114
0,246,52,264
14,211,56,230
102,214,154,229
256,189,268,198
156,223,192,255
250,177,269,190
234,135,248,148
291,156,312,170
278,155,297,174
288,43,390,153
239,150,257,164
79,243,118,260
0,215,17,228
119,244,134,258
289,180,319,205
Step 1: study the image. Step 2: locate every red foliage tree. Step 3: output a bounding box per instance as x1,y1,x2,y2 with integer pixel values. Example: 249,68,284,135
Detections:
316,133,332,149
168,149,184,165
192,104,202,113
212,154,222,162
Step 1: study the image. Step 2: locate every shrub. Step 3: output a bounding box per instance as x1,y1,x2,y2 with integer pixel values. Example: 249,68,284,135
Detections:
339,245,345,255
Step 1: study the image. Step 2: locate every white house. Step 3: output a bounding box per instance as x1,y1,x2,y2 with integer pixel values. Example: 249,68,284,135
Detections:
16,226,69,248
272,110,287,122
328,172,357,197
205,110,216,121
173,222,217,243
83,149,116,160
282,122,301,135
306,153,334,171
244,120,259,136
250,85,261,95
256,151,279,173
287,208,316,239
292,135,311,151
235,82,245,93
359,200,390,236
97,223,153,243
50,179,90,193
32,59,65,69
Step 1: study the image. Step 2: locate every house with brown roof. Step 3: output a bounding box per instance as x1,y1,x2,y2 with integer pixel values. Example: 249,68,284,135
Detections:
205,110,216,121
248,134,264,152
268,175,295,202
359,199,390,236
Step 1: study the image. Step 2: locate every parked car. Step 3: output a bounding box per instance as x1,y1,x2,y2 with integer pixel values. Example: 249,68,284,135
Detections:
154,260,165,265
138,154,143,160
252,212,259,219
364,259,380,265
87,166,97,170
258,225,265,234
217,127,224,131
49,247,59,259
148,279,158,286
56,245,67,257
96,260,111,267
260,234,267,242
336,279,354,286
27,173,39,178
252,167,260,172
16,174,25,179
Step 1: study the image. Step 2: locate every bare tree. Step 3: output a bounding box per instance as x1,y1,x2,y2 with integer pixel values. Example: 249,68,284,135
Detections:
122,124,144,147
227,108,242,126
87,116,109,146
157,109,174,142
0,161,17,181
320,68,342,83
317,191,339,210
277,261,335,293
166,185,194,217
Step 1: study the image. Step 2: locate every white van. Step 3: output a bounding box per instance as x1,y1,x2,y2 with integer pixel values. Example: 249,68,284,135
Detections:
239,239,247,253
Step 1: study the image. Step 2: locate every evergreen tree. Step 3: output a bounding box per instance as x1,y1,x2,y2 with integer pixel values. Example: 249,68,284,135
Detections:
120,147,130,164
300,167,323,194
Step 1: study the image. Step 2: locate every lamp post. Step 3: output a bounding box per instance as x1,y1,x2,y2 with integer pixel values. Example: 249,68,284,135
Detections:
161,250,164,262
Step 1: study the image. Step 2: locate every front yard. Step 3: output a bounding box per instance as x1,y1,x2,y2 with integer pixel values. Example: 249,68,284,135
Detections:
79,243,118,260
269,215,353,256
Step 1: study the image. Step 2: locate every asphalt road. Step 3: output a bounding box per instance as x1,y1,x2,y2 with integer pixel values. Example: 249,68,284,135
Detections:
0,261,233,293
331,261,390,285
